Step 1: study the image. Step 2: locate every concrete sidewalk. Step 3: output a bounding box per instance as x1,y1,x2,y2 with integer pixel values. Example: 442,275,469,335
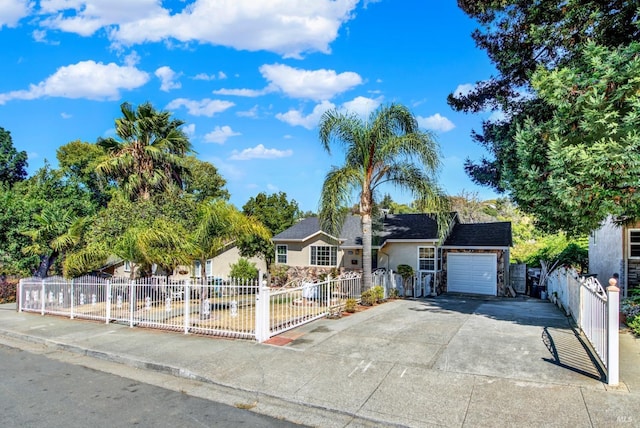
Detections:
1,297,638,427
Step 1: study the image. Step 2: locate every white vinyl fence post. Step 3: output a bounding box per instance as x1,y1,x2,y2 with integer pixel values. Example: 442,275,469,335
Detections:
129,280,135,328
184,279,190,335
607,278,620,386
70,278,75,320
41,279,46,316
18,279,23,312
105,280,111,324
255,271,270,343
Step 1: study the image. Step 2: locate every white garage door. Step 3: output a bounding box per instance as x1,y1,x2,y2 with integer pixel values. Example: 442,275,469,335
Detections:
447,253,497,296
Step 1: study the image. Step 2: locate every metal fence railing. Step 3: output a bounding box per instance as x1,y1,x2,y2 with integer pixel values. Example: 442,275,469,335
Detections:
18,273,362,343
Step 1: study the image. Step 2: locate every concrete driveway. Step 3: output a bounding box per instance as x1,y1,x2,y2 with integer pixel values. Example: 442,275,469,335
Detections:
282,295,604,388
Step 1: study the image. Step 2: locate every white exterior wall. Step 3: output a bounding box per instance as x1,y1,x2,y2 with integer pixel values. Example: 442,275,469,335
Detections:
589,217,624,288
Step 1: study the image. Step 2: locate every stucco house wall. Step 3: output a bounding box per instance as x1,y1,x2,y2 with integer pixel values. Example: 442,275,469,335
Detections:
377,241,438,273
279,235,344,269
589,217,626,292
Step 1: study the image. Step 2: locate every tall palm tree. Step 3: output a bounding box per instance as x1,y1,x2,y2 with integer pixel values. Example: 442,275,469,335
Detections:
318,103,449,290
97,102,192,201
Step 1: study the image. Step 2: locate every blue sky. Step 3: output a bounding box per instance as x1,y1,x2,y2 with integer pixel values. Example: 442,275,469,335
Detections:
0,0,501,212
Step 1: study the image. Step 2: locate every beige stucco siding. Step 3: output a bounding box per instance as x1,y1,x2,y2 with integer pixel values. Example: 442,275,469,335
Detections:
378,242,437,272
276,235,345,268
209,246,266,278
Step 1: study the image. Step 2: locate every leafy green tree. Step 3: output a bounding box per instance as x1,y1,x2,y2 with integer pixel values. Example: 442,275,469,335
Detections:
63,193,198,277
318,103,449,290
1,164,98,276
450,1,639,231
97,102,193,201
512,42,640,234
0,127,28,187
57,140,111,206
182,156,229,202
448,190,494,223
238,192,300,269
0,186,35,275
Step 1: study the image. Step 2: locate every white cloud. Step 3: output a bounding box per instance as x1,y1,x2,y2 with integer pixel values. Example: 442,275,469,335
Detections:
266,184,279,192
453,83,474,97
276,100,335,129
0,0,32,28
212,87,269,97
341,96,382,118
61,112,72,119
229,144,293,160
166,98,234,117
123,51,141,67
0,60,149,105
417,113,455,132
204,125,241,144
193,71,227,81
155,66,181,91
260,63,362,101
182,123,195,137
276,96,381,129
237,105,259,118
39,0,164,36
38,0,358,58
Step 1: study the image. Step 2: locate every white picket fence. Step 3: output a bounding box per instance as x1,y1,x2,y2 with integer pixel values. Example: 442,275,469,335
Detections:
372,269,434,298
546,268,619,385
18,273,362,343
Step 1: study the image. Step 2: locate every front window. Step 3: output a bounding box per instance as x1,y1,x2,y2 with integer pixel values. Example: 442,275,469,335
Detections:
310,245,337,266
276,245,288,264
124,260,131,273
193,260,202,278
205,260,213,277
630,230,640,259
418,247,435,271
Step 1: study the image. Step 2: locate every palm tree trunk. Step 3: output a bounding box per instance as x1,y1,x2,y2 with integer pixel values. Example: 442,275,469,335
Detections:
361,213,373,290
35,254,55,278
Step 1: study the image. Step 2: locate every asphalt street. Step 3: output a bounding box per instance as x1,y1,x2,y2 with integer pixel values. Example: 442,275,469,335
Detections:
0,344,304,428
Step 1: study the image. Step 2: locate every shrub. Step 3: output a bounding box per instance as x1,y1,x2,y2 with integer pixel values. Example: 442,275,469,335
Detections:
372,285,384,302
270,264,289,286
361,285,385,306
388,288,399,299
396,264,414,279
229,258,258,282
344,298,357,313
361,289,377,306
627,315,640,336
621,296,640,319
0,278,17,303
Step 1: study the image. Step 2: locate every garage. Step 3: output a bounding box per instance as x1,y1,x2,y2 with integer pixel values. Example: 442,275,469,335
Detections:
447,253,497,296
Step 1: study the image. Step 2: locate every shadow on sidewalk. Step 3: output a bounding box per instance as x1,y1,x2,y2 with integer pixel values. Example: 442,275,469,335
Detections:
542,326,605,381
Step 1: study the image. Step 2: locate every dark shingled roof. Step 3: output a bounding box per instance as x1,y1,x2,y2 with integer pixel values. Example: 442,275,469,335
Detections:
443,222,512,247
272,216,362,246
376,214,440,243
